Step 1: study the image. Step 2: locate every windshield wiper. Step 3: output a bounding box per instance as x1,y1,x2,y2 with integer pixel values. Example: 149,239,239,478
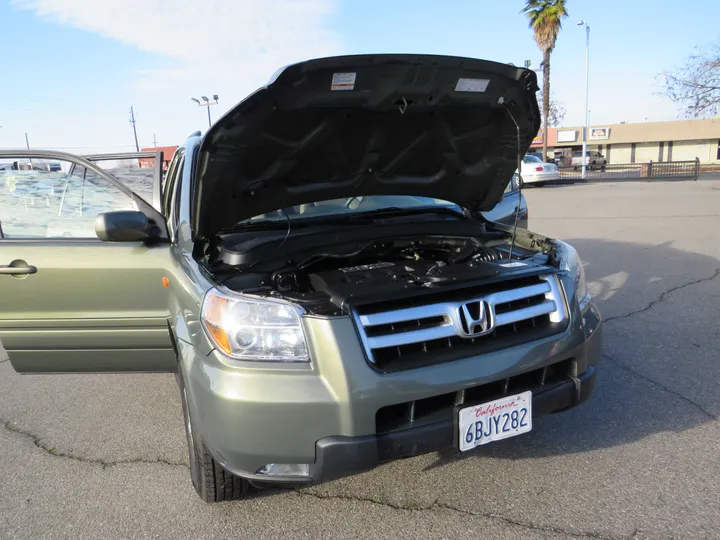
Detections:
220,220,291,233
220,216,360,235
220,205,467,235
320,205,469,222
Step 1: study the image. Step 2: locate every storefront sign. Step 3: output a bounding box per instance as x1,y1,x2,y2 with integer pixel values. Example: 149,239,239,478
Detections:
590,127,610,140
557,130,577,143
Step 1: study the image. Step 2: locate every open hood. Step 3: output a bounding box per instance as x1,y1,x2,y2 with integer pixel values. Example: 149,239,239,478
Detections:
192,54,540,241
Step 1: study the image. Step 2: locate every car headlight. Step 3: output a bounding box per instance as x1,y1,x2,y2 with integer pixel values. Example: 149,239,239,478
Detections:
201,288,309,362
556,241,589,305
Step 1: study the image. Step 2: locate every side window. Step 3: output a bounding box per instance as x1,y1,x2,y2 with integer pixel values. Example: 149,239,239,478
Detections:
162,149,184,219
0,157,136,239
169,156,184,227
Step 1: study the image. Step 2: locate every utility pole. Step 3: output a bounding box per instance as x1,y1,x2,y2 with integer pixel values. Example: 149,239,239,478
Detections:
25,132,33,168
153,133,158,148
129,106,140,151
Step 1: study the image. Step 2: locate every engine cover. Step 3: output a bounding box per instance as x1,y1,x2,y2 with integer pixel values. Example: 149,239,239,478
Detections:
308,258,508,309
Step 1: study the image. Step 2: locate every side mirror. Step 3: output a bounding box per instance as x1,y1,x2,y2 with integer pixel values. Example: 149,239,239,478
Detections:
95,211,149,242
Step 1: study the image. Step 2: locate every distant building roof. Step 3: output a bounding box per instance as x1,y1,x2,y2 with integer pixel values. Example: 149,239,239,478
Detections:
531,118,720,148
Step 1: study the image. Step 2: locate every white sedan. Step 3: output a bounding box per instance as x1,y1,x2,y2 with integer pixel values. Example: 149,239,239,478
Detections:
517,154,561,187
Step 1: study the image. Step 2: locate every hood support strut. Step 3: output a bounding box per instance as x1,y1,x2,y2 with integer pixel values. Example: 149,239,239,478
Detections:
501,98,524,261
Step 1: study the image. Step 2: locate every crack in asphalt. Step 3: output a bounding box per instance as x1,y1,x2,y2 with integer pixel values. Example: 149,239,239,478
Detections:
0,415,642,539
598,269,720,423
602,268,720,324
0,416,189,469
603,353,717,421
296,490,637,539
0,414,641,539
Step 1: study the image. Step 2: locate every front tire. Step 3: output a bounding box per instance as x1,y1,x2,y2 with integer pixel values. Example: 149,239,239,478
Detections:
177,371,249,503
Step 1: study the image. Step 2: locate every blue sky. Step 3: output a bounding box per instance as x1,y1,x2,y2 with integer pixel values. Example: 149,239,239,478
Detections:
0,0,717,153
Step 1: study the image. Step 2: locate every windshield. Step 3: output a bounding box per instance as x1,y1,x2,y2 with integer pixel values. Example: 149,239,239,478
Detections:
239,195,463,224
523,155,543,163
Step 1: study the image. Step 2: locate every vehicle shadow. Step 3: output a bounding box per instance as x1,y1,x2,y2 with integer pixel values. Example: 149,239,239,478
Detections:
425,237,719,469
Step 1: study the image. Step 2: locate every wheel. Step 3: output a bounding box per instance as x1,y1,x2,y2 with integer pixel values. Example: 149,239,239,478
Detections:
600,164,606,172
177,371,249,503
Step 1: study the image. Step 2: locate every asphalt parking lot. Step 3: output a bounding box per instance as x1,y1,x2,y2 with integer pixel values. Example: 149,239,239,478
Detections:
1,179,719,539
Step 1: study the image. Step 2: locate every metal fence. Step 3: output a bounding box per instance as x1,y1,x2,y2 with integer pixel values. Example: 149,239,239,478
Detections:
558,159,700,182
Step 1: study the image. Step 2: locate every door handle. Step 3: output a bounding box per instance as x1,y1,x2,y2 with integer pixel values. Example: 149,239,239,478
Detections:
0,264,37,275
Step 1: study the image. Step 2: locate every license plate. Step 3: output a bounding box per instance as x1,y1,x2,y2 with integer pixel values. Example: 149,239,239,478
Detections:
458,391,532,451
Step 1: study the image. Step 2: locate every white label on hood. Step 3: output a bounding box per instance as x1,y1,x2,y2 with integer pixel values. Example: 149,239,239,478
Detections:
331,72,356,91
455,78,490,92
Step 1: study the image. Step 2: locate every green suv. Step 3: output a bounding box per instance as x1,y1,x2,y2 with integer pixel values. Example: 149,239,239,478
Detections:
0,54,602,503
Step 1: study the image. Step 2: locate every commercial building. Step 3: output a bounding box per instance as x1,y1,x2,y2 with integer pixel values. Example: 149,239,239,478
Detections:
530,118,720,166
139,146,179,170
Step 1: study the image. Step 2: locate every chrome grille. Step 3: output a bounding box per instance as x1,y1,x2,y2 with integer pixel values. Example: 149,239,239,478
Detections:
354,273,567,370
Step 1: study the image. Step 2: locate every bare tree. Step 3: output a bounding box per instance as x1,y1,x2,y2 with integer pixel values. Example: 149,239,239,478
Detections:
114,159,139,169
537,91,566,127
661,42,720,118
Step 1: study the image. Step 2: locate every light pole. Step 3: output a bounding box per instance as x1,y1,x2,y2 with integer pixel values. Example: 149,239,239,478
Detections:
577,20,590,180
191,95,219,128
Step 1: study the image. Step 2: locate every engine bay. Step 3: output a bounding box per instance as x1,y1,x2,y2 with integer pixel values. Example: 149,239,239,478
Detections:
216,233,555,316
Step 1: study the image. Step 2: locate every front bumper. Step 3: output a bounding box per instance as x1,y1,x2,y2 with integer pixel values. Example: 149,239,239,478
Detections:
181,285,602,486
309,365,595,484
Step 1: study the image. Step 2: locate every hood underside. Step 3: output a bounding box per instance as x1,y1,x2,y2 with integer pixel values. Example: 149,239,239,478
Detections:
193,54,540,240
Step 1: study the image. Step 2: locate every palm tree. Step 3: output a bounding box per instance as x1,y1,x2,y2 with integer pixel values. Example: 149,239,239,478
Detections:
522,0,568,163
